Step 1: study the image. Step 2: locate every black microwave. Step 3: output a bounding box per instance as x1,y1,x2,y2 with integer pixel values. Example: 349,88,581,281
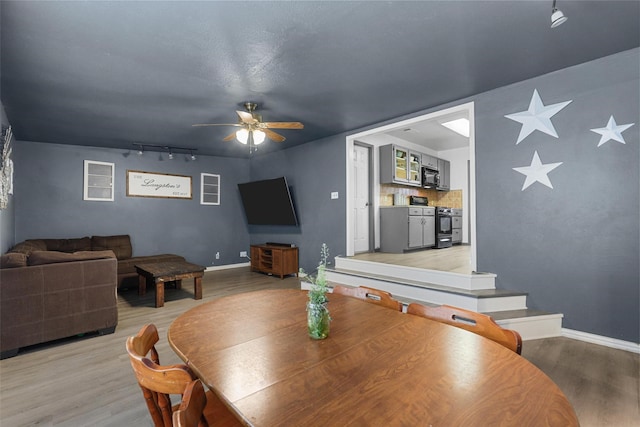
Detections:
422,166,440,188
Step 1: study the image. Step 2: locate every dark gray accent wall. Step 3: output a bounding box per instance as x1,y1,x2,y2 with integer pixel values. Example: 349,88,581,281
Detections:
475,48,639,343
247,134,347,272
12,141,251,267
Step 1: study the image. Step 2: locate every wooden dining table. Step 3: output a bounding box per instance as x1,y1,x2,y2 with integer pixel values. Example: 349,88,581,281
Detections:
168,289,579,426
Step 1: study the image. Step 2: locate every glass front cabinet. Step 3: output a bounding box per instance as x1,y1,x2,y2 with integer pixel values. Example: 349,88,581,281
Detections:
380,144,422,187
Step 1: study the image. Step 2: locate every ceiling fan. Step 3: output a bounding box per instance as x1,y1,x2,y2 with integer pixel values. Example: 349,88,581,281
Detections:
193,102,304,145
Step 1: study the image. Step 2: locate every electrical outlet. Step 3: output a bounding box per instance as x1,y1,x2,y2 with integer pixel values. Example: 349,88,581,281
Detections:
215,252,220,260
240,251,247,257
331,191,339,199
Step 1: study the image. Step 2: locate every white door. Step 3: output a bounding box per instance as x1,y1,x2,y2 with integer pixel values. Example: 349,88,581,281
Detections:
353,144,370,253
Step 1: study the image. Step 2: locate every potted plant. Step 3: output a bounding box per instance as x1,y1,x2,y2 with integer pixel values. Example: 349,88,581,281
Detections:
302,243,331,339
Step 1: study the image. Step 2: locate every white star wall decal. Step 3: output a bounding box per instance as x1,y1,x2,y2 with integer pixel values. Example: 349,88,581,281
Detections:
505,89,572,144
513,151,563,191
590,115,635,147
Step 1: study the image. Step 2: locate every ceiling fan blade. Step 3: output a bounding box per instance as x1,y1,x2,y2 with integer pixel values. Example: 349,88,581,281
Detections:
222,131,237,141
192,123,242,127
236,111,259,124
263,128,286,143
262,121,304,129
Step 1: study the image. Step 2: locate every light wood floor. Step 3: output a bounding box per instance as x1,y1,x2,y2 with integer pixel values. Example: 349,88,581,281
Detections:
352,244,474,274
0,268,637,426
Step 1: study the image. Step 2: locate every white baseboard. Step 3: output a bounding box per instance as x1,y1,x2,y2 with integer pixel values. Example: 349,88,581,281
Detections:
562,328,640,354
205,262,250,272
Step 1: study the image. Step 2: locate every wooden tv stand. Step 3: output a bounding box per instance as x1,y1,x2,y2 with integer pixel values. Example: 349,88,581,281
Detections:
250,244,299,279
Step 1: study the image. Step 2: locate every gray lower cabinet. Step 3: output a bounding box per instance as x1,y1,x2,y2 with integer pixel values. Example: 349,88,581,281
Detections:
452,209,462,244
380,207,435,253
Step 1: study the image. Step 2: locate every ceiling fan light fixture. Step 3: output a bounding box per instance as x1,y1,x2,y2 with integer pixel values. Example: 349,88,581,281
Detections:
253,130,266,145
236,128,249,144
551,0,567,28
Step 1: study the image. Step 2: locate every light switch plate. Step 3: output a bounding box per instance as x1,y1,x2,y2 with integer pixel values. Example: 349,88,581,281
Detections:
331,192,339,199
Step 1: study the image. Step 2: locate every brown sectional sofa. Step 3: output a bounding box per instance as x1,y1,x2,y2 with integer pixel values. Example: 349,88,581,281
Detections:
3,234,186,289
0,235,185,358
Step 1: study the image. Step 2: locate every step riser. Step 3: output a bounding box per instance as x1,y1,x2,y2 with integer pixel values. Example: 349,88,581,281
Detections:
496,315,564,340
326,270,527,313
334,257,496,291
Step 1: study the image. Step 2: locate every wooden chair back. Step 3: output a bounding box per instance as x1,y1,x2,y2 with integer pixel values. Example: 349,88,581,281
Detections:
333,285,403,311
173,380,209,427
407,303,522,354
126,324,202,426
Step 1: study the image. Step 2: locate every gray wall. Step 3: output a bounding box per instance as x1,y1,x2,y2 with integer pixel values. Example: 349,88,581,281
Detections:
248,133,347,271
475,48,639,342
12,141,250,267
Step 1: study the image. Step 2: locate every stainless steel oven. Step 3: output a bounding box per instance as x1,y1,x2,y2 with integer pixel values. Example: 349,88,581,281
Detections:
435,206,452,248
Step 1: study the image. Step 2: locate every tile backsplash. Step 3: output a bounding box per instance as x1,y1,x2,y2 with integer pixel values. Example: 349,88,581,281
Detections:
380,184,463,208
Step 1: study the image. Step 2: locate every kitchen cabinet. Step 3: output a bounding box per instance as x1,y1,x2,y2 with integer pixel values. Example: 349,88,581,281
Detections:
380,207,435,253
422,154,438,170
437,158,450,191
380,145,422,187
452,209,462,244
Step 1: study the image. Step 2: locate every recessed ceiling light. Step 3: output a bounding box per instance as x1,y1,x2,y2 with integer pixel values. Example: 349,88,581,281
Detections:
441,118,470,137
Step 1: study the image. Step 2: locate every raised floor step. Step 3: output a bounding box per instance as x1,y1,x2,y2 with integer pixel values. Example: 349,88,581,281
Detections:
334,256,496,291
326,267,528,313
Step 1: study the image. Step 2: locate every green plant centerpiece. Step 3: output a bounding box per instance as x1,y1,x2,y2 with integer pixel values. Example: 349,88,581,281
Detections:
302,243,331,340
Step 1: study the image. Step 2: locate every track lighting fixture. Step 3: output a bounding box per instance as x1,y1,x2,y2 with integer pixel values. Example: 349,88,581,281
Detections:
551,0,567,28
132,144,198,161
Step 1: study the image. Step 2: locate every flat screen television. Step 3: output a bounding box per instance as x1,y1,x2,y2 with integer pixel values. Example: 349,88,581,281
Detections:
238,177,299,226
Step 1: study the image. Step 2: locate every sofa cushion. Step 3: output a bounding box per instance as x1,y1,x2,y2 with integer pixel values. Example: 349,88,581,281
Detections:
42,237,92,253
27,250,116,266
0,253,28,268
91,235,132,260
9,240,47,255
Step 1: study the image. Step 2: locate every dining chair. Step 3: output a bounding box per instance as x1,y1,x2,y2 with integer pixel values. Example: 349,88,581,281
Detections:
406,303,522,354
173,379,208,427
126,324,241,427
333,285,403,311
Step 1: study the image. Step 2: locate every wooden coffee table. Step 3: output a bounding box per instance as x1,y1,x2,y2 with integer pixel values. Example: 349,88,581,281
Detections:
135,261,205,308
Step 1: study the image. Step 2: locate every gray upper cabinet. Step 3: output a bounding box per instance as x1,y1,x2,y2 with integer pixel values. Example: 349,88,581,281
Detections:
437,158,450,191
422,154,438,170
380,145,422,187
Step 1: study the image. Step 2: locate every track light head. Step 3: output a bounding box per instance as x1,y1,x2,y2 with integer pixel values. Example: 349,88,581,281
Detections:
551,0,567,28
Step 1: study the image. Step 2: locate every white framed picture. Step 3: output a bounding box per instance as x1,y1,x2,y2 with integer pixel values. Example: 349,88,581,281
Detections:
84,160,114,201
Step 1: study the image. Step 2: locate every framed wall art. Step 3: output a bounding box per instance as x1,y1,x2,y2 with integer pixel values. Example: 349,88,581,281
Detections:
126,170,192,199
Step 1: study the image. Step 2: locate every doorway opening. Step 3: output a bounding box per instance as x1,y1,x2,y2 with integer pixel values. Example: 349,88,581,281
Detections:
345,101,477,272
